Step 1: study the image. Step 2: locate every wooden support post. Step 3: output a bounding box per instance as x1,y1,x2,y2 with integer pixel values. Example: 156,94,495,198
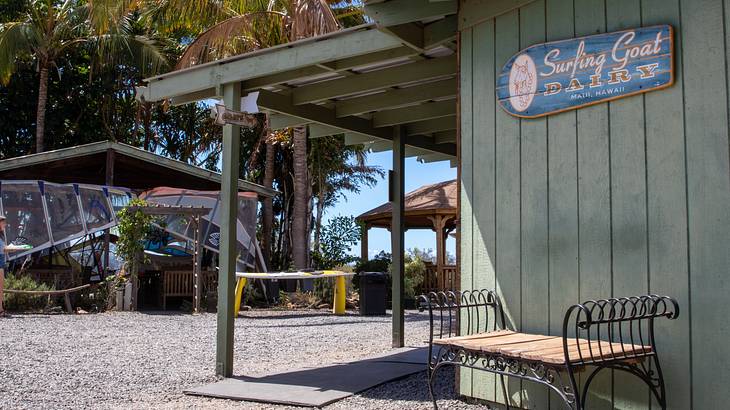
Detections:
64,293,73,313
361,224,369,262
216,82,241,378
391,125,405,348
193,215,203,314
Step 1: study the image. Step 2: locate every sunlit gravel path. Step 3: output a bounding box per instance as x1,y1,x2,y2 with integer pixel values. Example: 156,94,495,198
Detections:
0,310,482,409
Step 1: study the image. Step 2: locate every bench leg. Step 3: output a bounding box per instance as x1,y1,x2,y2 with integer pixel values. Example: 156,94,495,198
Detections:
572,360,667,410
427,363,444,410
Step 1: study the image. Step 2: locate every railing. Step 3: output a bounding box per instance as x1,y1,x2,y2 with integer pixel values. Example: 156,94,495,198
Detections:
422,264,458,293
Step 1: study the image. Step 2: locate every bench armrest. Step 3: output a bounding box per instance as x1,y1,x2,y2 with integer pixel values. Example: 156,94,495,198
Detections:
561,294,679,366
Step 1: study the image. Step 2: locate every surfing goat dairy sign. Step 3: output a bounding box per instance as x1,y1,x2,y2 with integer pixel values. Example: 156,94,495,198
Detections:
497,25,674,118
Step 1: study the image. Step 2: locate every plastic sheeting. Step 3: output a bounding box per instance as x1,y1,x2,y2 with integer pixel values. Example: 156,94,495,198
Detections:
0,181,132,260
140,187,259,270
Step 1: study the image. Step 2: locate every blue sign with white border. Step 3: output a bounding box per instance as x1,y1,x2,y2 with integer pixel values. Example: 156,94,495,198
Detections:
497,25,674,118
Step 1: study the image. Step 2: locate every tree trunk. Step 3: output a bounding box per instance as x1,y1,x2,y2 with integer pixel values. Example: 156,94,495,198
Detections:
143,102,152,150
262,137,276,270
35,65,50,153
292,126,308,271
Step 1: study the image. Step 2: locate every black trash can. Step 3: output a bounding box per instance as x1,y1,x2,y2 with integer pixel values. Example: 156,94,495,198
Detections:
358,272,388,315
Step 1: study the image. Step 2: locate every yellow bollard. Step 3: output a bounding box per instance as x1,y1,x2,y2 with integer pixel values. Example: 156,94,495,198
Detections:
333,276,346,315
234,277,247,317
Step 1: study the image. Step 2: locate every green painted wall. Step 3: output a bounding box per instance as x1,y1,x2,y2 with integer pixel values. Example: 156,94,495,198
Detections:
459,0,730,408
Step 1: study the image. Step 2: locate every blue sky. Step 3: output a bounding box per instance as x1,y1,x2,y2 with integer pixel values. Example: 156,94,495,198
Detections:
324,150,456,259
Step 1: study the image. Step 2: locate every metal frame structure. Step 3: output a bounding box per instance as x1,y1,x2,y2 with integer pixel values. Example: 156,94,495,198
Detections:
419,290,680,410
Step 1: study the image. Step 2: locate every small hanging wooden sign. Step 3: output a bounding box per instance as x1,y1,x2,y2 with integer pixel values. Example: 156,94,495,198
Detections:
213,104,259,127
497,25,674,118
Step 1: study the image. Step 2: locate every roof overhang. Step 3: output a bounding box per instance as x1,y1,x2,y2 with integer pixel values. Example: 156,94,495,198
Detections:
137,11,459,164
0,141,276,198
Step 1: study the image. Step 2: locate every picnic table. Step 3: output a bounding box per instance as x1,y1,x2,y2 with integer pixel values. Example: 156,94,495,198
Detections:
234,271,355,315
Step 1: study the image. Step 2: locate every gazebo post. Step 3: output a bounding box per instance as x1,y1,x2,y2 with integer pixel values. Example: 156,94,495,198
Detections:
360,224,369,262
216,82,241,378
391,126,405,348
433,215,445,289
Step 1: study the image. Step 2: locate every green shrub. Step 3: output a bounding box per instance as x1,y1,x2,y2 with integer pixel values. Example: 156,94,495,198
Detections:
403,251,426,299
3,274,55,312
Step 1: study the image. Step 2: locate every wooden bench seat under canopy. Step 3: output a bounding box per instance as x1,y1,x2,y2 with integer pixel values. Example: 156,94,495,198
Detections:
433,330,652,365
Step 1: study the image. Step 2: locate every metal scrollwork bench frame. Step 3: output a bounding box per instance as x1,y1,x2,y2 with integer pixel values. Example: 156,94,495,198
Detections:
419,290,679,410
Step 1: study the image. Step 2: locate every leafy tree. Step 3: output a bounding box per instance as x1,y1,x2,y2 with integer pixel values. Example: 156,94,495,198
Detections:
312,215,360,268
116,198,153,310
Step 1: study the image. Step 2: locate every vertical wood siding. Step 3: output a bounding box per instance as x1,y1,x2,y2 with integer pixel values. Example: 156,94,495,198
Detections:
458,0,730,408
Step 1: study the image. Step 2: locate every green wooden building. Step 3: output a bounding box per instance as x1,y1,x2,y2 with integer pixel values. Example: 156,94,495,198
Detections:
138,0,730,407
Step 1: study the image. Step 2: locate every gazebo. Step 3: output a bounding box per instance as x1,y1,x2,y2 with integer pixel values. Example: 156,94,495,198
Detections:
357,179,456,291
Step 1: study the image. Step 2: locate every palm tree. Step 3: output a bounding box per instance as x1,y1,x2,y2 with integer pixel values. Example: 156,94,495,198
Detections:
0,0,84,153
163,0,341,271
0,0,167,153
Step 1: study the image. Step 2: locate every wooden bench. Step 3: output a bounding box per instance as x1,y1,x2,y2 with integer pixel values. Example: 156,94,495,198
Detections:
162,270,217,310
419,290,679,410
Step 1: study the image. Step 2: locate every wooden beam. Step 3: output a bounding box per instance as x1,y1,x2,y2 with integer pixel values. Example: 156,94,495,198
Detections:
258,90,393,140
407,135,456,156
433,129,457,144
269,113,309,129
373,100,455,127
424,15,458,48
258,90,456,156
417,153,451,163
381,23,424,51
216,81,241,378
335,78,457,117
308,123,346,138
170,87,217,105
243,66,330,91
405,115,456,135
292,55,456,105
365,0,457,26
138,26,403,102
368,141,393,152
320,46,416,70
345,134,377,145
391,125,405,348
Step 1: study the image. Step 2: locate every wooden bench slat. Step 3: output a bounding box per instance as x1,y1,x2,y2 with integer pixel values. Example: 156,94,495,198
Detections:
433,329,515,343
435,331,652,365
496,336,577,355
524,341,652,364
436,332,556,351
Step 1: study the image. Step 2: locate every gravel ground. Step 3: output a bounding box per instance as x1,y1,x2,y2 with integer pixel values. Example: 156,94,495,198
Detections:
0,309,484,409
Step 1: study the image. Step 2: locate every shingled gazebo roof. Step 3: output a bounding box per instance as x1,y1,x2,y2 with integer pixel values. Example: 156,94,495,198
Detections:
356,179,456,229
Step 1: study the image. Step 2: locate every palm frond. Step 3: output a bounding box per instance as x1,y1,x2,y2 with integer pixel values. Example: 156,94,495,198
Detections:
177,11,286,68
289,0,339,40
0,21,40,84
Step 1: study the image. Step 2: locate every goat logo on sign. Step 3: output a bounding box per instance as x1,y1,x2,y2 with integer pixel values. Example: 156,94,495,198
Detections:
508,54,537,112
